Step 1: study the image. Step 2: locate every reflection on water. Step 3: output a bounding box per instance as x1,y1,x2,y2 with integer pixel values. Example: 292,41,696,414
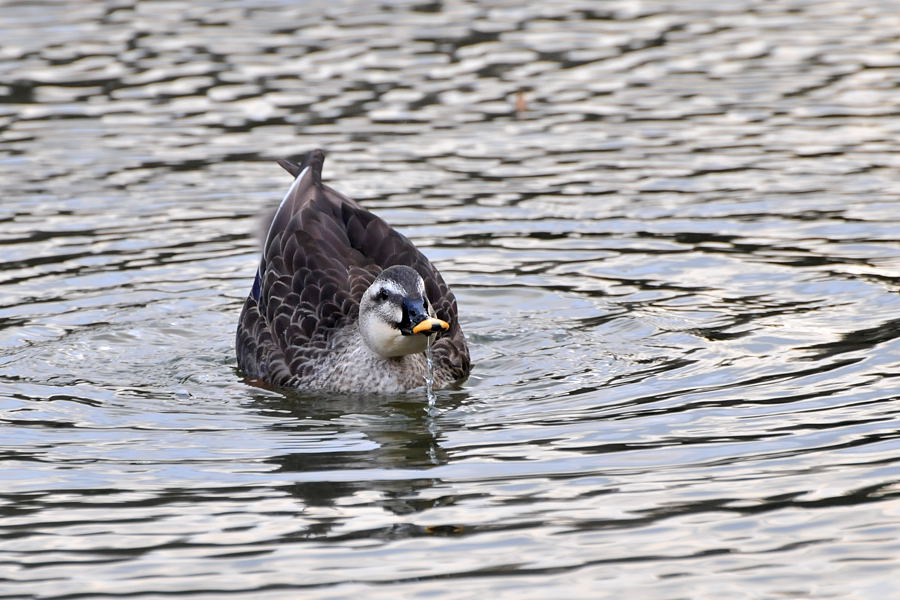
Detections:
3,0,900,598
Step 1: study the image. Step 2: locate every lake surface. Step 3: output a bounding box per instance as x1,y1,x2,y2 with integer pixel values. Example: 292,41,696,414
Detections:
2,0,900,598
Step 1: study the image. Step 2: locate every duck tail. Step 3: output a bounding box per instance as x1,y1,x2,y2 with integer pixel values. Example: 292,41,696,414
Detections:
275,158,301,177
276,148,326,185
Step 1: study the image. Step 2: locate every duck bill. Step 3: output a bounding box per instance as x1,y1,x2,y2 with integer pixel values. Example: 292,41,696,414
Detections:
412,317,450,335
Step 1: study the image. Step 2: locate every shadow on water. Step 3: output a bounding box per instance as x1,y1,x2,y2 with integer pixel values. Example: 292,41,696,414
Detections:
799,316,900,361
247,389,473,538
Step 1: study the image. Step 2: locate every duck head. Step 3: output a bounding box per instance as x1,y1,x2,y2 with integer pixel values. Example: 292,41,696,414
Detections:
358,265,450,358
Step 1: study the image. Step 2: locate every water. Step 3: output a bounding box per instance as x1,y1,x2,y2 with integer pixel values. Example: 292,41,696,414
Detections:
2,0,900,598
425,335,436,411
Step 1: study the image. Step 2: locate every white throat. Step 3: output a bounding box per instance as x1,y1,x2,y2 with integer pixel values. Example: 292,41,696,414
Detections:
358,312,427,358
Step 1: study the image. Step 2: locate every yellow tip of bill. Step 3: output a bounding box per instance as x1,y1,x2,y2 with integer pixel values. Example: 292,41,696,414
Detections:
412,317,450,334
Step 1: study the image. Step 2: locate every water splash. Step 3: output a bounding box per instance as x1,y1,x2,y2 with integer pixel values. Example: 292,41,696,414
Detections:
424,335,436,413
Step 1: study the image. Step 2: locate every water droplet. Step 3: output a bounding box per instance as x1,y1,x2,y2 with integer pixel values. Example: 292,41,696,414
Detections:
424,335,436,413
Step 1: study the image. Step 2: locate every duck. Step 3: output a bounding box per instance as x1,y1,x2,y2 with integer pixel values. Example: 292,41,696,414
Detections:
235,149,471,393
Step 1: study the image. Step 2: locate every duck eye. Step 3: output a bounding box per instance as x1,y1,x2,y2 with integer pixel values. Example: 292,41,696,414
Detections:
376,288,390,302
